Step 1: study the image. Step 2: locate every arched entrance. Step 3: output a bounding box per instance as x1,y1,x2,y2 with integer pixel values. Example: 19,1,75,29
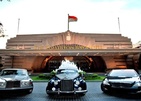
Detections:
89,56,107,72
41,56,107,72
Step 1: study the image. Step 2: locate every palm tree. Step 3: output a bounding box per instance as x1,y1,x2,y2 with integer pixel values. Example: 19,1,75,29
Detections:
0,23,4,35
0,22,7,37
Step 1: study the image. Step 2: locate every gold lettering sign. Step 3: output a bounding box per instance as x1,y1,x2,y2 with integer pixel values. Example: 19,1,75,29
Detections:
34,44,103,50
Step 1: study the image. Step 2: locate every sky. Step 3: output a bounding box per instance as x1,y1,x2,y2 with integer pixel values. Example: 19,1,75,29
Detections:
0,0,141,49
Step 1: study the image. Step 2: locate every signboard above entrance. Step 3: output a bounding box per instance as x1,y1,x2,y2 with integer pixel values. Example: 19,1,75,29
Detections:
34,44,103,50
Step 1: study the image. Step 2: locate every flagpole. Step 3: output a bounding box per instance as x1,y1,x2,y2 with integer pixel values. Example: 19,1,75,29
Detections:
68,14,69,31
17,18,20,34
118,17,121,33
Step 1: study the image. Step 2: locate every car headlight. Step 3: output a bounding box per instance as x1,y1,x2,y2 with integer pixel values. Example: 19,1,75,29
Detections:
75,80,80,85
51,79,55,83
78,87,82,91
21,80,33,87
103,79,110,85
51,79,60,86
52,87,56,91
134,82,141,87
0,82,6,88
54,80,59,85
74,79,80,86
137,83,141,86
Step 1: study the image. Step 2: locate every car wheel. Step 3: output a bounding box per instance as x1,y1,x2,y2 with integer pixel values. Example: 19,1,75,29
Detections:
101,84,109,94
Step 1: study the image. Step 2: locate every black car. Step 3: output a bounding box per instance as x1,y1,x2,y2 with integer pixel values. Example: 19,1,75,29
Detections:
101,69,141,94
46,68,87,96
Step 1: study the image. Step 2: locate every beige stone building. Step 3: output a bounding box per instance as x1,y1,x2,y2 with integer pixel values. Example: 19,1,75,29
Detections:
0,30,141,72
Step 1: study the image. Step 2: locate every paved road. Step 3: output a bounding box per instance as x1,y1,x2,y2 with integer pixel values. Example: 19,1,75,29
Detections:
1,82,141,101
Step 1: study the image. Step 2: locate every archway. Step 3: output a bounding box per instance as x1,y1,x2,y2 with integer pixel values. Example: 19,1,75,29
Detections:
41,56,107,72
89,56,107,72
42,56,90,72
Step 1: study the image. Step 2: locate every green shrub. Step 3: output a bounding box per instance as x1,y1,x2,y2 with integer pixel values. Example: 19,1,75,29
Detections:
38,73,53,80
38,73,46,78
79,70,86,77
50,70,56,77
84,73,104,80
31,72,105,81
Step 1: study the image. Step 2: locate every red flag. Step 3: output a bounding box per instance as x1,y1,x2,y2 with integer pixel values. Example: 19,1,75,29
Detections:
68,15,78,22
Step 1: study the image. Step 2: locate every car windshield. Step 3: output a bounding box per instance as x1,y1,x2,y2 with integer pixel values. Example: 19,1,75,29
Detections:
108,69,138,77
57,69,78,75
0,70,27,76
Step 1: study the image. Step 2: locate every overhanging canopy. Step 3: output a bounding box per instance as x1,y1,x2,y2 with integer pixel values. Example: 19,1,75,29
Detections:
0,49,141,56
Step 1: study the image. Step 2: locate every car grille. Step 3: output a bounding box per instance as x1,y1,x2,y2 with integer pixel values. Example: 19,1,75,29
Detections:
60,80,73,91
6,81,20,88
110,82,134,88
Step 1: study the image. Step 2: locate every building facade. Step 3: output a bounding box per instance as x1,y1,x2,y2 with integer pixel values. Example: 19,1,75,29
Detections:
0,30,141,72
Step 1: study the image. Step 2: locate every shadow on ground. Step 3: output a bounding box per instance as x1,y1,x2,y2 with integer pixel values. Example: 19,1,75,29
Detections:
105,92,141,100
0,91,29,99
47,94,85,100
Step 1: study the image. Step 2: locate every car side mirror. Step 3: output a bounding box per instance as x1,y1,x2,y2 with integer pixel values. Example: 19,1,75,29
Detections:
105,73,108,76
28,73,31,76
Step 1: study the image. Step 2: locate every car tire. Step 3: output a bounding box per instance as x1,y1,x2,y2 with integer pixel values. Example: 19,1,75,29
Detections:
101,84,109,94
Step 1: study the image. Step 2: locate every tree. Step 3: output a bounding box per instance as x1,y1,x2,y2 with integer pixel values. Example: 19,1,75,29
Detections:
0,22,4,34
0,22,6,37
